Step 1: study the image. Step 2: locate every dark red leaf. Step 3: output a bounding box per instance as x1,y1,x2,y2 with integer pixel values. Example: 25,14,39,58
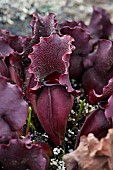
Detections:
30,85,74,146
0,37,14,58
0,29,24,53
60,25,92,79
35,141,53,158
23,13,58,58
24,70,37,98
59,74,81,95
57,20,87,33
28,34,74,88
89,77,113,104
82,40,113,94
69,53,84,79
105,94,113,118
61,26,92,55
57,20,78,32
31,13,58,39
88,6,113,42
8,52,24,87
0,57,9,78
75,109,112,147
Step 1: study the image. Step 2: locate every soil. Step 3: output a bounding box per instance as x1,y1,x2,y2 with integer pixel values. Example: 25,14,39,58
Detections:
0,0,113,36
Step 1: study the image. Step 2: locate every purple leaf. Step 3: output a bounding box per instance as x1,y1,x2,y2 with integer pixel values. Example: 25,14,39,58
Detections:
8,65,24,88
82,40,113,94
105,94,113,118
8,35,24,53
57,20,87,32
89,77,113,104
57,20,79,32
23,13,58,57
31,13,57,39
28,34,75,89
0,77,28,137
75,109,112,147
59,74,81,95
60,25,92,79
60,26,92,55
88,6,113,42
0,37,14,58
0,135,49,170
0,55,9,78
0,29,24,53
10,52,24,71
9,52,25,87
30,85,74,146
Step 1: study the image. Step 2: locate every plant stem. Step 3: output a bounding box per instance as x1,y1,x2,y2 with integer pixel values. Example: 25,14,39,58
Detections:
72,99,85,131
26,106,32,134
